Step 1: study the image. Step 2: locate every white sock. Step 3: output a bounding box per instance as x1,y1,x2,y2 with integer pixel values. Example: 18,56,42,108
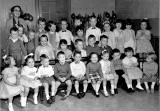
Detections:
46,95,50,100
95,84,100,94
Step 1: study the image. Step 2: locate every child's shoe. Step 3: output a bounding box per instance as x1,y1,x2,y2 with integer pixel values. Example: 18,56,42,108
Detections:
104,91,109,97
127,88,135,93
114,88,118,94
95,93,100,97
151,88,154,93
8,103,14,111
77,93,82,99
33,95,38,105
50,96,55,102
61,94,69,100
136,84,144,90
111,89,115,95
80,92,86,98
21,97,26,107
47,97,53,104
146,89,150,93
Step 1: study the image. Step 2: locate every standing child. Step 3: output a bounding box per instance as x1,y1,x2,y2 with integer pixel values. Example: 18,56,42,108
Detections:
35,34,55,61
0,56,24,111
122,47,144,90
86,16,101,45
37,54,55,104
99,50,115,96
20,55,41,107
18,24,28,44
6,27,27,67
86,52,103,97
74,39,87,57
142,53,158,93
54,51,72,100
74,25,85,43
70,51,88,98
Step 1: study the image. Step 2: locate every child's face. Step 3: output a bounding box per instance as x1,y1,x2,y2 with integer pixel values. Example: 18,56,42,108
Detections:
102,53,109,61
50,24,56,32
88,38,95,46
61,21,67,30
27,58,34,68
116,23,122,29
74,53,81,63
90,18,97,27
29,32,35,40
60,44,67,50
42,58,49,67
13,7,21,17
10,57,16,66
40,37,48,46
126,51,133,58
74,19,82,26
104,24,110,31
18,27,23,34
101,38,108,46
146,56,152,62
58,54,66,63
39,21,45,30
126,25,131,29
91,54,98,63
77,30,84,37
141,22,147,30
76,41,83,50
11,31,18,39
113,52,121,60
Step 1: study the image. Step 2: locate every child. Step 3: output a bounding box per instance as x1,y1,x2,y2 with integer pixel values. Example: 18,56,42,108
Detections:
18,24,28,43
35,34,55,61
86,52,103,97
45,21,59,50
0,56,24,111
99,35,112,55
99,50,115,96
142,53,158,93
20,55,41,106
56,39,72,60
58,19,74,49
74,39,87,57
26,29,36,54
6,27,27,67
72,17,83,36
74,25,85,43
122,47,144,90
112,49,134,93
70,51,88,98
123,20,136,52
101,22,116,49
86,16,101,45
113,20,124,53
37,54,55,104
54,51,72,100
86,35,101,56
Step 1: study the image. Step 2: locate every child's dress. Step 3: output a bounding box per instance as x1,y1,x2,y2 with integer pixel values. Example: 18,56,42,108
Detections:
142,61,158,82
136,30,154,53
46,32,59,50
20,66,41,88
99,60,115,80
0,67,24,98
122,57,143,80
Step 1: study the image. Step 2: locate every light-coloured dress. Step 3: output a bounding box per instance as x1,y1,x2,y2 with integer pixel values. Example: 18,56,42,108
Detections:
122,57,143,80
136,30,154,53
0,67,24,99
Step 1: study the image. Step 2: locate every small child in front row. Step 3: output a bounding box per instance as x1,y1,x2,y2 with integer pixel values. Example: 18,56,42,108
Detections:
142,53,158,93
20,55,41,107
0,56,24,111
112,49,134,93
86,52,103,97
70,51,88,99
54,51,72,100
122,47,144,90
37,54,55,104
99,50,115,96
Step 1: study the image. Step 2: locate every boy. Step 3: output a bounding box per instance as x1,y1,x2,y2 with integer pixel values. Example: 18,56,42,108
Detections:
54,51,72,100
37,54,55,104
86,16,101,45
70,51,88,98
86,35,101,56
74,39,87,57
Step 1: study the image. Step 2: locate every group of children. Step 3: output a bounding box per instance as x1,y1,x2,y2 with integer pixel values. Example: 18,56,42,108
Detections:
0,9,158,111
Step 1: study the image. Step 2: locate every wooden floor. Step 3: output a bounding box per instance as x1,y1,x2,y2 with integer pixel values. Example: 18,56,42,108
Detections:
0,88,159,111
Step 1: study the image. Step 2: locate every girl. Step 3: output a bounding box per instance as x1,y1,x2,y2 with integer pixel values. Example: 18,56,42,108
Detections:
123,20,136,53
35,34,55,61
0,56,24,111
113,20,124,53
136,19,154,54
45,21,59,50
122,47,144,90
18,24,28,43
86,52,103,97
99,50,116,96
56,39,72,61
101,21,116,49
74,25,85,43
142,53,158,93
20,55,41,107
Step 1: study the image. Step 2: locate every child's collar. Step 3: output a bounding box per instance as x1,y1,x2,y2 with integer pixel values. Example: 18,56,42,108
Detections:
10,38,18,43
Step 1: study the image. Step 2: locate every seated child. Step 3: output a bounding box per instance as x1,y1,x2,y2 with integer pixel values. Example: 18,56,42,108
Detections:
122,47,144,90
86,52,103,97
112,49,134,93
86,35,101,56
54,51,72,100
74,39,87,57
37,54,55,104
99,50,115,96
142,53,158,93
70,51,88,98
